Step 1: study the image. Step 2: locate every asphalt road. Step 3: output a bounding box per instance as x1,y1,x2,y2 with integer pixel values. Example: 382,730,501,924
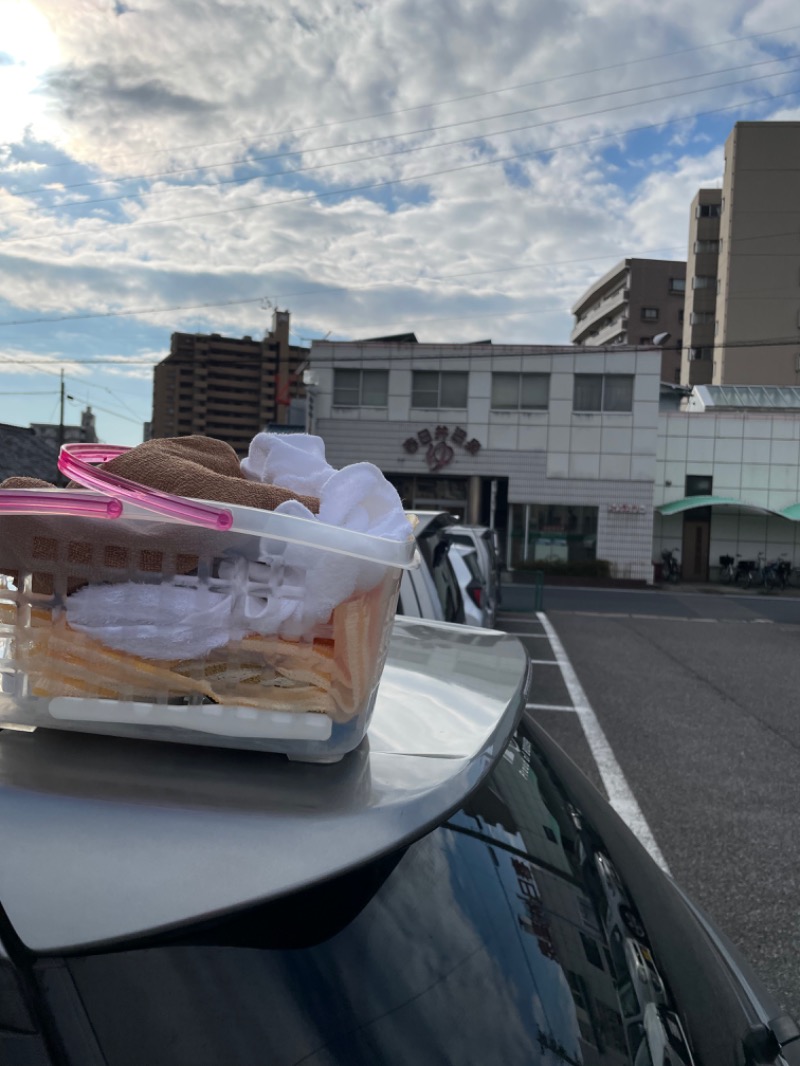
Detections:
500,585,800,1022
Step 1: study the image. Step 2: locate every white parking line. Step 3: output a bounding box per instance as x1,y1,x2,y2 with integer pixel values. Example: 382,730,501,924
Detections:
528,659,559,666
527,702,575,712
536,612,670,874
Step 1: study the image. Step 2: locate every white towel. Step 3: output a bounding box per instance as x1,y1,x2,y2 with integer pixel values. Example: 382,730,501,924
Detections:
66,436,412,657
66,580,246,659
241,433,412,543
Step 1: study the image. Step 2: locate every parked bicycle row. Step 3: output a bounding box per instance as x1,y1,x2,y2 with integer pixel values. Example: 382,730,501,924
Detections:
718,553,799,589
658,549,800,589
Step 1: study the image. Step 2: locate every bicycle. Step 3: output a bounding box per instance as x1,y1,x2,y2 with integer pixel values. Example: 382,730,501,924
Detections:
719,554,737,583
748,552,788,590
661,548,680,583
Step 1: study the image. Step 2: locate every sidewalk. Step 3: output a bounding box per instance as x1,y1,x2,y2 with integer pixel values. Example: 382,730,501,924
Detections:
654,579,800,596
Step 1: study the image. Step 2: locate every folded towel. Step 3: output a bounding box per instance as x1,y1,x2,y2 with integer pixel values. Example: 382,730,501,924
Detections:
239,433,412,637
0,436,322,597
242,433,411,542
99,436,321,513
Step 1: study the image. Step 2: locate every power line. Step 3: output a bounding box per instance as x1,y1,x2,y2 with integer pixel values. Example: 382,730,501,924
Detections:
5,85,800,250
66,395,143,425
6,51,799,210
1,227,797,331
3,334,800,373
4,19,800,174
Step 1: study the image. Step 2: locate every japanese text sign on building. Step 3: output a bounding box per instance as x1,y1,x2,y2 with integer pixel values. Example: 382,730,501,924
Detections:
607,504,646,515
402,425,482,472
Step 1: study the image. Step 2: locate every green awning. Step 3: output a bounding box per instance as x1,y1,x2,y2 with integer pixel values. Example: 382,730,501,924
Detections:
658,495,797,519
658,495,751,516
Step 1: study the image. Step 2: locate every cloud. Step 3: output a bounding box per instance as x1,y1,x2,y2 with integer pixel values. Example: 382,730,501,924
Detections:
0,0,797,375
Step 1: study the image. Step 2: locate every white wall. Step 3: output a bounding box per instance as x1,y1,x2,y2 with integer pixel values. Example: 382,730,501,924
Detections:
655,410,800,571
311,343,661,582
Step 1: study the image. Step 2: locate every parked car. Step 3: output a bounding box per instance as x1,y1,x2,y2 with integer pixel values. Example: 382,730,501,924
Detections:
1,618,797,1066
448,542,492,627
397,510,465,623
445,524,501,624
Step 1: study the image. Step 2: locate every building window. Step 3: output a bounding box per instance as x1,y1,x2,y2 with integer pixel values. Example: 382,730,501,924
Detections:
411,371,468,408
692,275,716,290
697,203,721,218
573,374,634,413
639,336,652,344
686,474,713,496
694,239,720,253
689,347,712,361
690,311,714,325
669,278,685,293
678,309,685,323
333,368,388,407
509,502,599,568
491,372,550,410
641,307,659,321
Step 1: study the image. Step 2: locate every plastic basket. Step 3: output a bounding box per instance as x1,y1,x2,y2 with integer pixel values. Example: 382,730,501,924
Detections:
0,444,417,762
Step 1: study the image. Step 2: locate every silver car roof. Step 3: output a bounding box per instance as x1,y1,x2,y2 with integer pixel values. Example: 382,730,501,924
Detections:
0,618,529,953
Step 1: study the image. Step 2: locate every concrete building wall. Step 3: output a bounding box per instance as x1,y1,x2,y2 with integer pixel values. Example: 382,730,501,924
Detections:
570,259,685,382
681,189,721,387
311,342,660,581
654,409,800,573
716,122,800,386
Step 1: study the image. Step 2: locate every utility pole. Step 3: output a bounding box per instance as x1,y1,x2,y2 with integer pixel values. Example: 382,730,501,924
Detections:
58,370,65,455
57,370,65,486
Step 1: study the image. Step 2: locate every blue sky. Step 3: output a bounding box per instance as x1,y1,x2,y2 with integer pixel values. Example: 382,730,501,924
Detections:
1,0,800,446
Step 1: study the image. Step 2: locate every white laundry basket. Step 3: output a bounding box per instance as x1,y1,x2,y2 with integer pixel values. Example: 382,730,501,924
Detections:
0,444,417,762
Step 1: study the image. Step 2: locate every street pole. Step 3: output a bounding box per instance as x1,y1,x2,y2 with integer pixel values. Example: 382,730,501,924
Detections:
58,370,65,455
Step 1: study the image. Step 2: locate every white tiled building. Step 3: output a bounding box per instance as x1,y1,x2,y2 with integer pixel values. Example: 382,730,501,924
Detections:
308,340,662,581
654,385,800,580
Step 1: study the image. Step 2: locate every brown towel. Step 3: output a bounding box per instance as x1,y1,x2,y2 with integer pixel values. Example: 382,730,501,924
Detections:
0,435,320,596
98,436,320,513
1,436,319,514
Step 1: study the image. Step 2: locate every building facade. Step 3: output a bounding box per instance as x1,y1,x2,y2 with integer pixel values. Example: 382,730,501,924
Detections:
309,340,661,580
715,122,800,385
680,189,721,387
678,122,800,387
570,258,686,383
151,310,307,455
654,385,800,581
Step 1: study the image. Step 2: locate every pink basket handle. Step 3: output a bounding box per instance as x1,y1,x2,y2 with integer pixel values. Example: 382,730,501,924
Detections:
58,443,233,532
0,489,122,520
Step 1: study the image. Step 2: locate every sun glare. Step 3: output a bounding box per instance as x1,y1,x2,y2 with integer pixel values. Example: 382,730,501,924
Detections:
0,0,62,144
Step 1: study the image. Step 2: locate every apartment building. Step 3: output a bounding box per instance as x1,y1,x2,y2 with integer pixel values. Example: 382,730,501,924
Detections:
678,123,800,386
680,189,722,387
570,258,686,382
712,122,800,385
309,337,661,581
151,310,307,455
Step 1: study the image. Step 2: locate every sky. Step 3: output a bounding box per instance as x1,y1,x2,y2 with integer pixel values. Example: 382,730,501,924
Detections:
1,0,800,446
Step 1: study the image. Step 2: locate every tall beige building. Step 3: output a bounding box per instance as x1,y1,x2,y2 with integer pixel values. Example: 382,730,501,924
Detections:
694,122,800,385
151,309,308,455
571,258,686,382
680,189,721,386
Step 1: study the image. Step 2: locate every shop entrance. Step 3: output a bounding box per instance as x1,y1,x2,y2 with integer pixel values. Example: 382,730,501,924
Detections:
682,518,710,581
681,474,712,581
388,475,468,521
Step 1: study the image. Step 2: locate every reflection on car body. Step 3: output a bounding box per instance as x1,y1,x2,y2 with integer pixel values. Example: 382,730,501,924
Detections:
448,542,491,627
1,621,798,1064
397,510,465,623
